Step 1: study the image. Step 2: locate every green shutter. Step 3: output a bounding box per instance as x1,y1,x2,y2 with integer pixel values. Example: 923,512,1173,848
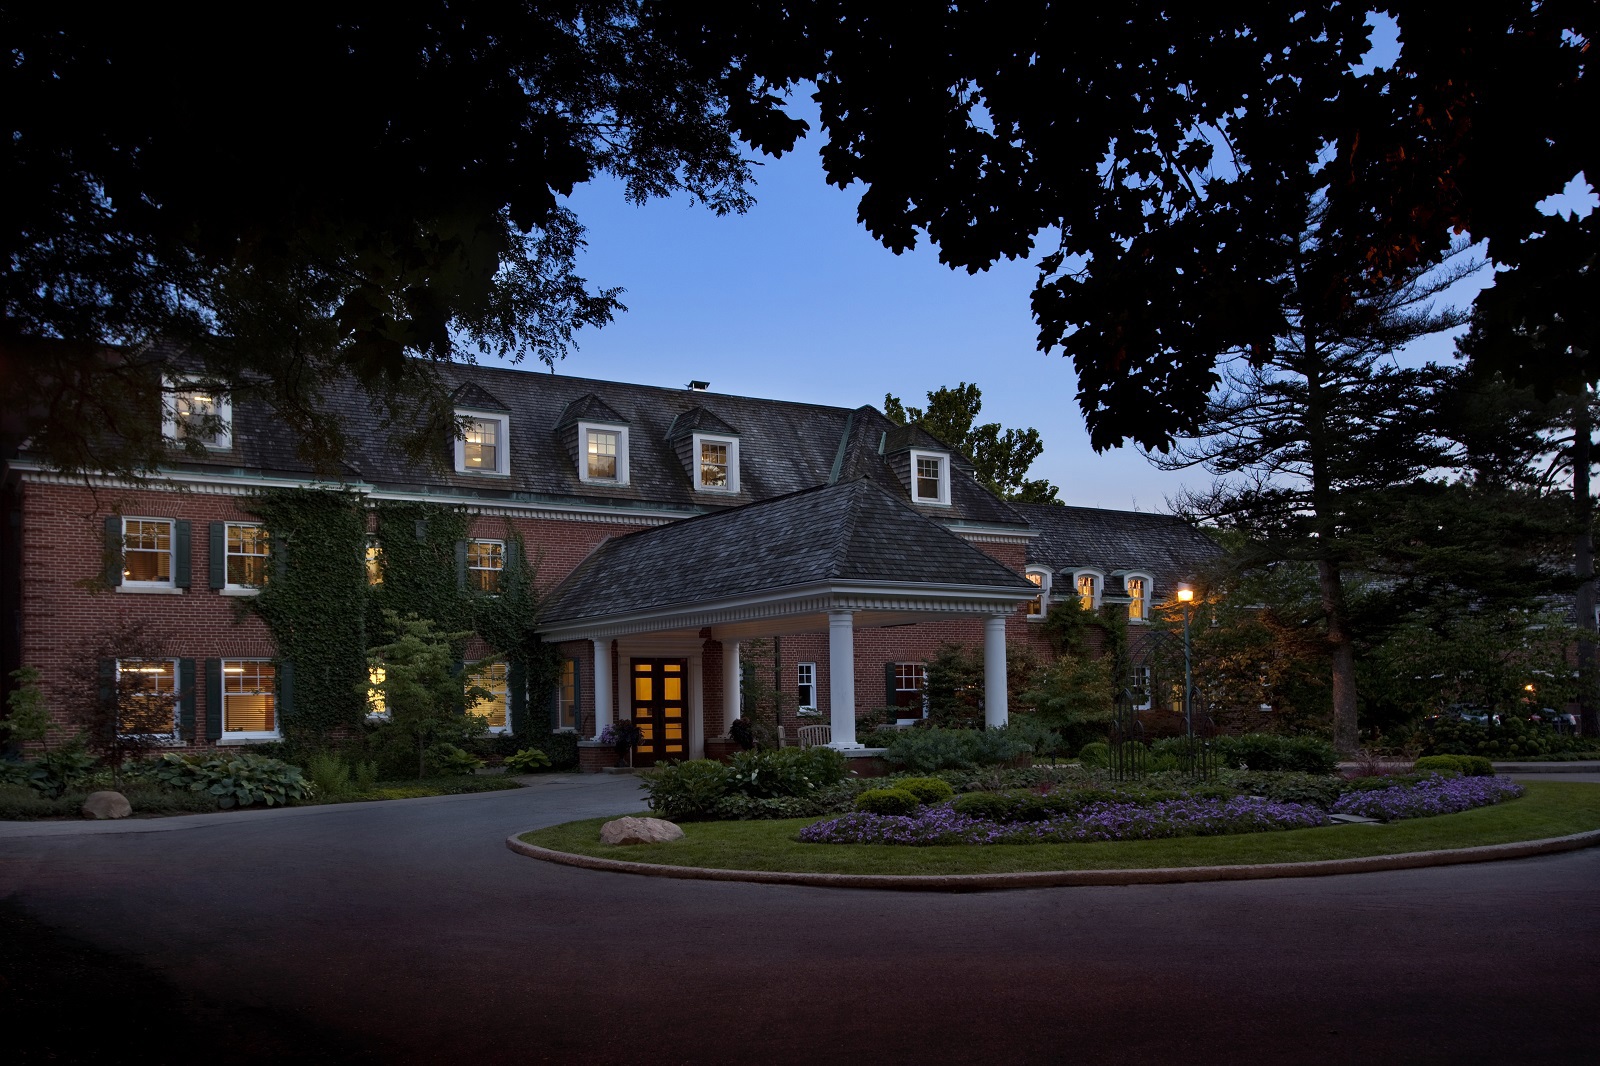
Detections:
174,520,192,588
98,658,116,711
204,659,222,741
885,662,897,708
209,522,226,589
454,540,468,590
178,659,196,740
508,659,526,736
104,516,123,587
278,660,295,723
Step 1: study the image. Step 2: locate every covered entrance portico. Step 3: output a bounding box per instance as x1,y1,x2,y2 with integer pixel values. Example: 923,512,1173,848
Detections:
537,478,1038,763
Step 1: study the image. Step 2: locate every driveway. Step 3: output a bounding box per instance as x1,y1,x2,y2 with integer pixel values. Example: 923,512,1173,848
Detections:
3,773,1598,1065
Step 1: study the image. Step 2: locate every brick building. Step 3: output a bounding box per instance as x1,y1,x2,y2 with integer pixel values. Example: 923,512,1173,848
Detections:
0,359,1219,769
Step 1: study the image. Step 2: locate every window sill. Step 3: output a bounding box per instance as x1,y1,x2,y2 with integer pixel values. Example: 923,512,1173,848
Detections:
455,468,511,478
910,498,952,508
797,709,821,717
219,587,261,597
115,585,184,595
217,735,281,745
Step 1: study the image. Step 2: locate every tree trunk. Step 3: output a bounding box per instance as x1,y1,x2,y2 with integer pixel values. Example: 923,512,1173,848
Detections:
1574,389,1598,737
1317,558,1359,753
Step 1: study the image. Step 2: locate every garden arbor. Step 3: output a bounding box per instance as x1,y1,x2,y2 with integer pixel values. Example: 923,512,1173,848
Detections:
537,479,1037,758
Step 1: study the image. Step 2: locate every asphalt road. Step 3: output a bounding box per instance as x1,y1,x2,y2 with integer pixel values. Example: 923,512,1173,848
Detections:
2,774,1597,1065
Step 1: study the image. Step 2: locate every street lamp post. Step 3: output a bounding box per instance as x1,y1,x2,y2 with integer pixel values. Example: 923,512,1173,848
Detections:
1177,583,1194,740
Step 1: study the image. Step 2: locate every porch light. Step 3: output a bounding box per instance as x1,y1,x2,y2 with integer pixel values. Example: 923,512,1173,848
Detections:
1177,583,1194,603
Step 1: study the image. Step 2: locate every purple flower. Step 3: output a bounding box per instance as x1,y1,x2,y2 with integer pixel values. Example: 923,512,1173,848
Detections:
1330,774,1523,823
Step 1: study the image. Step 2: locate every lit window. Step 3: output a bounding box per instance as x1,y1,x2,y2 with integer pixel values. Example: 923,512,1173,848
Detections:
225,523,269,590
692,433,740,492
1077,573,1099,610
117,660,179,739
453,412,509,475
1127,576,1149,623
553,658,579,732
587,428,618,480
468,661,510,733
908,450,950,505
894,662,926,717
797,662,817,713
222,660,277,738
365,538,384,586
1129,665,1152,711
1025,568,1051,619
366,666,388,719
467,539,504,593
123,518,174,586
163,378,232,450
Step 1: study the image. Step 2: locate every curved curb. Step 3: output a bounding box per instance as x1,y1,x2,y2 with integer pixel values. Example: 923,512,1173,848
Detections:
506,827,1600,892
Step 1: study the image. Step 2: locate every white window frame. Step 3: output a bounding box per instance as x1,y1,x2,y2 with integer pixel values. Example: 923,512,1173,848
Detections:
220,659,279,742
908,449,951,506
162,376,232,451
1025,566,1052,620
468,661,511,735
454,409,510,476
1125,572,1154,624
222,521,269,595
366,665,389,721
553,658,579,733
116,659,180,741
1073,570,1103,611
894,662,928,721
796,662,818,714
466,539,505,595
692,432,740,493
119,517,178,593
578,421,630,485
1129,664,1153,712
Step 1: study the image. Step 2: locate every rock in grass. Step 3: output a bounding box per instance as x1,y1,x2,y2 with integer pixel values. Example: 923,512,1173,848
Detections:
600,816,683,845
82,791,132,820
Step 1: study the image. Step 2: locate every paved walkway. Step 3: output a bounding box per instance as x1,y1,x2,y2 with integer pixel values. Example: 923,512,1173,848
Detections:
3,772,1598,1064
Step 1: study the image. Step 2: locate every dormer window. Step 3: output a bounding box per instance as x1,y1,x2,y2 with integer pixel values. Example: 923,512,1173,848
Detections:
693,433,740,493
454,411,510,476
1025,567,1052,620
909,449,950,506
1075,571,1102,610
163,377,232,450
583,425,626,483
1126,574,1152,623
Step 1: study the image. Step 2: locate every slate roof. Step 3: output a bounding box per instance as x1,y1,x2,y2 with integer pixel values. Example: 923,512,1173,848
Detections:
540,477,1037,624
665,406,739,439
450,381,509,412
1013,503,1223,593
554,393,629,428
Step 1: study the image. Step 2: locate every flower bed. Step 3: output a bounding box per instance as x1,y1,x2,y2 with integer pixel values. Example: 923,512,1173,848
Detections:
798,796,1328,846
1330,774,1524,822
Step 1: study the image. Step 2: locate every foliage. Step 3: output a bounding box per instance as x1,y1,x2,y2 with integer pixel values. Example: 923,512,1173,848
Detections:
711,794,834,821
364,611,489,779
1210,734,1338,775
921,644,984,729
725,746,846,798
728,718,755,751
424,743,485,776
305,752,353,799
852,788,922,817
250,490,370,742
892,777,956,805
5,4,787,477
1076,742,1110,768
149,752,310,809
3,668,52,749
505,748,554,774
1227,771,1347,810
1414,714,1591,759
642,748,847,820
640,759,735,821
736,638,790,748
0,783,219,820
1413,755,1494,778
1329,775,1525,823
1017,649,1114,752
879,727,1031,774
883,382,1059,502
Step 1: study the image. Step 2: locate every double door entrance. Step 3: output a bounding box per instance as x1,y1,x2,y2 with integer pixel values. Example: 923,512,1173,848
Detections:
630,658,688,766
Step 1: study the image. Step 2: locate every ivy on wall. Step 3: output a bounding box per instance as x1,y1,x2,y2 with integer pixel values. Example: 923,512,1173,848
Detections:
1042,596,1131,687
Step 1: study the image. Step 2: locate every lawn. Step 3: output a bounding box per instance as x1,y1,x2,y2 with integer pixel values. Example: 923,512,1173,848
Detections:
517,780,1600,876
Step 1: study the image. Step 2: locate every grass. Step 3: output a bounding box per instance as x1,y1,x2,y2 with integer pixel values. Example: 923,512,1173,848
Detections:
322,776,526,802
517,780,1600,876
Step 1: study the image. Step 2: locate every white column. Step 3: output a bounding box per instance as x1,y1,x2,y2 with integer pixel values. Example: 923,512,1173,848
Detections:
592,639,613,740
721,639,741,731
984,614,1009,729
687,652,705,760
828,610,860,748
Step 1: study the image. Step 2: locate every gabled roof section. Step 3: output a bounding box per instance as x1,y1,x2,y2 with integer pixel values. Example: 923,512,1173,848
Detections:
1015,503,1222,592
665,406,739,439
555,394,628,429
540,477,1035,625
450,381,509,412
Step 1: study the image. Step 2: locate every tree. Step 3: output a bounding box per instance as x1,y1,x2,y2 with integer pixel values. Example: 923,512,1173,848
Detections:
659,2,1592,451
2,3,806,476
365,611,490,779
883,382,1059,502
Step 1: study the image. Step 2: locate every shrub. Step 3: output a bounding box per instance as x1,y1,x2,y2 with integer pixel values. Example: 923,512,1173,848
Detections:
893,777,956,805
1076,742,1110,768
853,788,921,816
880,728,1031,773
149,752,311,809
725,746,847,798
641,759,734,820
712,794,827,820
1001,715,1064,757
1414,713,1589,759
1412,755,1468,777
1212,734,1338,774
423,743,484,776
305,752,353,798
505,748,553,774
1230,770,1346,809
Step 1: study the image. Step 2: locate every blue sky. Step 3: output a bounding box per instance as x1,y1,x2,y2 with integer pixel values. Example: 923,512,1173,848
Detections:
505,27,1593,513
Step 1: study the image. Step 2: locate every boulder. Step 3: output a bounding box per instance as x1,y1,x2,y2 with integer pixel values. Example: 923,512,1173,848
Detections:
599,816,684,846
82,791,132,820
